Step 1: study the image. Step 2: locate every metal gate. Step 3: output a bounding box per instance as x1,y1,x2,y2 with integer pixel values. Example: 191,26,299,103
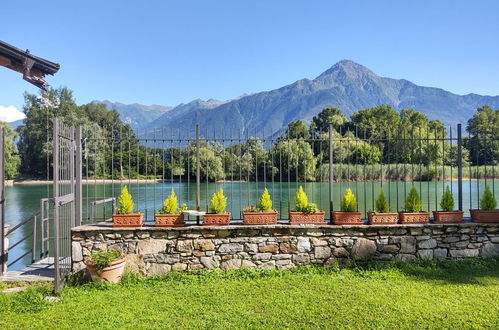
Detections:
52,118,77,292
0,126,5,276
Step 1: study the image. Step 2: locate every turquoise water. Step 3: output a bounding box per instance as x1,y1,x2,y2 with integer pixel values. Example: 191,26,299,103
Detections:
4,180,498,270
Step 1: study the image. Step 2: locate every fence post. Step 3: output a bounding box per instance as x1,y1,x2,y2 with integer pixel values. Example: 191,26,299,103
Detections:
32,215,37,263
196,125,201,225
75,126,82,226
53,118,61,292
0,126,5,275
457,124,463,211
328,124,334,216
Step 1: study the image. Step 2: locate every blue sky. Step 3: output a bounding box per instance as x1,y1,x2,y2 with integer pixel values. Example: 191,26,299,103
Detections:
1,0,498,121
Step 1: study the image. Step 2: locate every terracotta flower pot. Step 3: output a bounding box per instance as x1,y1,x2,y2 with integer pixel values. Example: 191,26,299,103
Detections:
242,211,278,225
367,212,398,225
288,211,326,225
470,209,499,223
432,211,464,224
203,213,231,226
112,213,144,227
84,257,126,283
398,212,429,224
331,211,363,225
155,213,185,227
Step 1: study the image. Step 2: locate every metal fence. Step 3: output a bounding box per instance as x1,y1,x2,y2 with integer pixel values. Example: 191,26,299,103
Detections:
79,123,497,223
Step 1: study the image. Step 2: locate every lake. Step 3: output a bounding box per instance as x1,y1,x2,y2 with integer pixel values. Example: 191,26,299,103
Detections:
4,180,497,270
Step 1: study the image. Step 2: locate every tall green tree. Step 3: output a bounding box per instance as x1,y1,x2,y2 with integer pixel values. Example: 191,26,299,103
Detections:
0,122,21,179
309,107,347,137
466,105,499,165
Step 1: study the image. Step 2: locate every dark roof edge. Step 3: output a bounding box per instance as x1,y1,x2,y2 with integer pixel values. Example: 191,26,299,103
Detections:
0,40,60,75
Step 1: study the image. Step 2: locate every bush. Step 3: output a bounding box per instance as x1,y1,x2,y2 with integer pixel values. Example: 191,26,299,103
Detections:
294,186,308,212
440,186,455,212
258,188,273,212
375,188,390,213
87,250,123,273
116,185,134,214
305,203,319,213
480,185,497,210
405,186,422,212
209,188,227,214
159,188,179,214
340,188,357,212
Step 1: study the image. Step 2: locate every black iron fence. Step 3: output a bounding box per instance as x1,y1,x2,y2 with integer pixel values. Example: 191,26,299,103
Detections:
80,124,498,222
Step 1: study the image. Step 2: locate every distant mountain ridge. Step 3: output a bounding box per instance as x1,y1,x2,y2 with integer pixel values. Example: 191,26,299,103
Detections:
95,60,499,133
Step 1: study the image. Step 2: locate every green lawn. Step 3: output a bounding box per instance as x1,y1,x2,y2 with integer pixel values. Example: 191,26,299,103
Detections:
1,258,498,329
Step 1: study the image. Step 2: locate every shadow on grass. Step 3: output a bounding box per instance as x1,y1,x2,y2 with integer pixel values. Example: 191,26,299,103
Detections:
64,256,499,291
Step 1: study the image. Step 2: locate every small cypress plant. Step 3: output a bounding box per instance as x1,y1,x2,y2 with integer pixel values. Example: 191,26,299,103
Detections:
405,186,422,212
340,188,357,212
209,188,227,214
375,188,390,213
440,186,455,212
257,188,273,212
294,186,309,212
116,185,134,214
480,185,497,211
159,188,179,214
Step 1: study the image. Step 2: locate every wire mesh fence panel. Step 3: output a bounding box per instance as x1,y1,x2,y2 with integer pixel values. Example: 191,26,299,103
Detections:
78,124,498,223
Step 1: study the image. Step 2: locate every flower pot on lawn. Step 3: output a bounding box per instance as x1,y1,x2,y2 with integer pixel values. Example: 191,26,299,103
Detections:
433,211,463,223
242,188,278,225
367,212,398,225
471,186,499,223
84,250,126,283
204,188,231,226
113,185,143,227
203,213,231,226
289,186,326,225
288,211,326,225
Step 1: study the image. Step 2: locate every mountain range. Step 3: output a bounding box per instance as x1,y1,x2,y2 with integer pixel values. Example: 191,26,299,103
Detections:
89,60,499,134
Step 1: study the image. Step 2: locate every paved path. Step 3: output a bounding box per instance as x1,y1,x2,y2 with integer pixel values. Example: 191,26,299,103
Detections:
0,258,55,282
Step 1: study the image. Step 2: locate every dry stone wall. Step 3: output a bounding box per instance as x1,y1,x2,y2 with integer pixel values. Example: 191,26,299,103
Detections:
72,223,499,276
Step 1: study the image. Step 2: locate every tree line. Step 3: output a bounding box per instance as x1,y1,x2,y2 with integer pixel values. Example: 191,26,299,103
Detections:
2,87,498,181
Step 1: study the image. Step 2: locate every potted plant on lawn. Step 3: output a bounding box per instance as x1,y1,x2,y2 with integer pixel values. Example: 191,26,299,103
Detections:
470,185,499,223
332,188,363,225
433,186,463,223
113,186,144,227
155,188,188,227
84,249,126,283
398,186,429,224
203,188,231,226
288,186,326,225
242,188,278,225
367,188,398,225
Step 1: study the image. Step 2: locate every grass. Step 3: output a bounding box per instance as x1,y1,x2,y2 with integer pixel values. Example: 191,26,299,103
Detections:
0,258,498,329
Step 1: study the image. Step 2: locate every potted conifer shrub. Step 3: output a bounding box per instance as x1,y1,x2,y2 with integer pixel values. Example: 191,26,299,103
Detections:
288,186,326,225
398,186,429,224
203,188,231,226
433,186,463,223
113,185,144,227
155,188,188,227
367,188,398,225
242,188,278,225
470,185,499,223
332,188,363,225
84,249,126,283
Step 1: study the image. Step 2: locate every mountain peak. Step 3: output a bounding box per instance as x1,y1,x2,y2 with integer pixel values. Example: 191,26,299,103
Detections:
316,59,376,81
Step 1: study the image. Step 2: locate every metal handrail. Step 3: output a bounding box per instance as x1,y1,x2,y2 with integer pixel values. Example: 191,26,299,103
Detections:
6,211,40,235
